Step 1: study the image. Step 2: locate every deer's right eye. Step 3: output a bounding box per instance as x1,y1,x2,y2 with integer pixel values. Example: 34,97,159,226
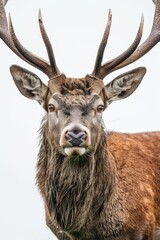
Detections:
48,104,56,112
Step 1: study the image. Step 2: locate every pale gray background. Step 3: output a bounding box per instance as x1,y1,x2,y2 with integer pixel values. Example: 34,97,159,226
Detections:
0,0,160,240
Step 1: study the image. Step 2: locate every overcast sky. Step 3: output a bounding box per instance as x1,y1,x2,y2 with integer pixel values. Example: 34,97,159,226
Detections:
0,0,160,240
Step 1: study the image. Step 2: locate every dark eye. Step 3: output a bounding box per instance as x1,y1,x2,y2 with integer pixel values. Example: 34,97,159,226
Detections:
48,104,56,112
97,105,104,113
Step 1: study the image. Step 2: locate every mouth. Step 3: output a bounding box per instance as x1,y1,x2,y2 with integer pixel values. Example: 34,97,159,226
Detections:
64,147,86,156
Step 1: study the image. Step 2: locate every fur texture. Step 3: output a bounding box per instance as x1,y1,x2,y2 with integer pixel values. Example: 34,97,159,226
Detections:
36,116,160,239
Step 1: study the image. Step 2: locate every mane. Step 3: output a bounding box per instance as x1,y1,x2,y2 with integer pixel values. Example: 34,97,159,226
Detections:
36,117,116,234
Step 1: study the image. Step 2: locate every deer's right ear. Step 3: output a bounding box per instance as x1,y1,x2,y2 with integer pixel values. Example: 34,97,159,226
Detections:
10,65,48,106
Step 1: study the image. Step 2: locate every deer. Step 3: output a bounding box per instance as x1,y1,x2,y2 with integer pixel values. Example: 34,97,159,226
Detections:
1,0,160,239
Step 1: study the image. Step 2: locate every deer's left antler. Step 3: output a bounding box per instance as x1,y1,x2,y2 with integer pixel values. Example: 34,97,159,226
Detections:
91,0,160,80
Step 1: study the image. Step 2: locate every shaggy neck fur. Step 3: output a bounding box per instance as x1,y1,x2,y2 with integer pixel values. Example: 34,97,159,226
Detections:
36,118,116,235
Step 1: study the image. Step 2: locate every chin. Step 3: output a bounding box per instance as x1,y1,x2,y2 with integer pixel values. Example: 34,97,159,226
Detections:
64,147,87,156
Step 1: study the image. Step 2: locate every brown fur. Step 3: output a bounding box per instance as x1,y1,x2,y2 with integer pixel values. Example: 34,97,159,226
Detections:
6,65,160,239
1,0,160,238
36,83,160,240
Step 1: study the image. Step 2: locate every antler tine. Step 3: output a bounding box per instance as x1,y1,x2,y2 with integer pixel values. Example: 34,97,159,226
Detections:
92,14,144,80
0,0,44,70
0,0,22,57
9,15,54,78
91,10,112,77
109,0,160,72
3,0,8,6
38,9,61,76
0,0,60,78
94,0,160,80
97,15,144,79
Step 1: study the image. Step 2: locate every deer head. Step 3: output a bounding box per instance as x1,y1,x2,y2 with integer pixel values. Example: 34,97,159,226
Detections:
0,0,159,156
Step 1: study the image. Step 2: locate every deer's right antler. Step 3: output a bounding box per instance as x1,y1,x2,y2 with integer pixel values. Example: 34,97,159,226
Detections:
0,0,60,78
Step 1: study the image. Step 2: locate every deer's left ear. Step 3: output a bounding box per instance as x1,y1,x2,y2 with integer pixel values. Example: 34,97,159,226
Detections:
10,65,48,106
103,67,146,105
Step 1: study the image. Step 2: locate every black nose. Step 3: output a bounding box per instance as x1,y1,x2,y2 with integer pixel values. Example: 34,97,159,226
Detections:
65,130,87,146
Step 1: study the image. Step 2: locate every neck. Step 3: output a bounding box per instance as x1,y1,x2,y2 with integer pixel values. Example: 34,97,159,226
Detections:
36,121,116,231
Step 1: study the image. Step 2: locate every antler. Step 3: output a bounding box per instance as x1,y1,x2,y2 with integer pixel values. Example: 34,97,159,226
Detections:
3,0,8,6
0,0,60,78
91,0,160,80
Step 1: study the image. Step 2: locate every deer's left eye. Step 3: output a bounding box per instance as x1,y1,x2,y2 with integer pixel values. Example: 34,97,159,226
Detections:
97,105,104,113
48,104,56,112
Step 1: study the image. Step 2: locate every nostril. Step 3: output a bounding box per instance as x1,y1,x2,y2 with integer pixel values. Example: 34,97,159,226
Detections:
64,130,88,146
65,131,72,141
81,131,87,141
67,131,86,140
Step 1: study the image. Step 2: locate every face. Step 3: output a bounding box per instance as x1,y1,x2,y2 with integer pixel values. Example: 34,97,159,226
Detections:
10,65,146,157
47,93,105,156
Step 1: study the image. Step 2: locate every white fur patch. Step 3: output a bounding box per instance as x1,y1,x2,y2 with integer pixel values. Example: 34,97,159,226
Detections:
64,147,86,156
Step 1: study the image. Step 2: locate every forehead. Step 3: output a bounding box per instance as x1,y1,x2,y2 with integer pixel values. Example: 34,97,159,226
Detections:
47,76,105,108
49,94,103,108
48,75,105,96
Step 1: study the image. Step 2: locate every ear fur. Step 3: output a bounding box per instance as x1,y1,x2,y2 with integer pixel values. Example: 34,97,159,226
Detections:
103,67,146,105
10,65,48,106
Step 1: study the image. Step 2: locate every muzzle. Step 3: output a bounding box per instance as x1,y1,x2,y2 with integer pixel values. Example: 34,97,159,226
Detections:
59,124,91,156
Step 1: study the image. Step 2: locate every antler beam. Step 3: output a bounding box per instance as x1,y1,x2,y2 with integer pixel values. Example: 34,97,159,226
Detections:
0,0,60,78
91,0,160,80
